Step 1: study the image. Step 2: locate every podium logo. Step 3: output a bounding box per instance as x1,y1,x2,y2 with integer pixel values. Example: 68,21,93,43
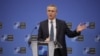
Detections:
38,46,48,56
0,22,2,29
14,22,26,29
84,47,96,54
67,47,72,54
66,22,72,29
14,47,26,54
0,47,3,54
1,34,13,41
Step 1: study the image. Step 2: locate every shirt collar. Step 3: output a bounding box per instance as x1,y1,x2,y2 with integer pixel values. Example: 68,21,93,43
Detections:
48,18,56,23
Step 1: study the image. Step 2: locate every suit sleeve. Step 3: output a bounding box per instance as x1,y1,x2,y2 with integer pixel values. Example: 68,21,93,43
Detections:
64,21,81,38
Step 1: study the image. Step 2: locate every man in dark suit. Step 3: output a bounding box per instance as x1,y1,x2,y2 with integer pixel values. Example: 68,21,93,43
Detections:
38,4,86,56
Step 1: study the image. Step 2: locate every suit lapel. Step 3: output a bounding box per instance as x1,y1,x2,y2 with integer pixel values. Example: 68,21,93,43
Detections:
56,19,60,39
45,20,49,37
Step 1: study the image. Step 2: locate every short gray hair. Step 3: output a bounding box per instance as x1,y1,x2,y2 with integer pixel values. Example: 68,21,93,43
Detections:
47,4,57,11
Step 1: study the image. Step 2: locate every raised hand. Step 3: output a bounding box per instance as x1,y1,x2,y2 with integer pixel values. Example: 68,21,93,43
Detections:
76,23,87,32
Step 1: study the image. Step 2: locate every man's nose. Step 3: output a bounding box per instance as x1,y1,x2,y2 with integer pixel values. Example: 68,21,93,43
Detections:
49,11,52,14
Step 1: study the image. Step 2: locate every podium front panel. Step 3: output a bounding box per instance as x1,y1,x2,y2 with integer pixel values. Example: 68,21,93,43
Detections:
31,41,55,56
38,42,48,56
31,41,38,56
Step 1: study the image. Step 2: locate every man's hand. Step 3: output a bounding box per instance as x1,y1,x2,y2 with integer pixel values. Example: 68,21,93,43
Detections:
45,37,50,42
76,23,87,32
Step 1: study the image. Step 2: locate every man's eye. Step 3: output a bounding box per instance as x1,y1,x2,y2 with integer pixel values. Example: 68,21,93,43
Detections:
48,10,50,12
48,10,55,12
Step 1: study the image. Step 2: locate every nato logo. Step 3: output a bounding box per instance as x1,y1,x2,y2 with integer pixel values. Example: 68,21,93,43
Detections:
71,35,84,42
88,22,95,29
25,34,38,46
0,22,2,29
67,47,72,54
0,47,3,54
95,35,100,42
84,47,96,54
79,22,95,29
14,47,26,54
25,35,38,42
14,22,26,29
1,34,13,41
66,22,72,29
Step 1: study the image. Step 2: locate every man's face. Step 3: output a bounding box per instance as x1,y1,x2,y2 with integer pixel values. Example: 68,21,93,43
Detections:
47,6,57,20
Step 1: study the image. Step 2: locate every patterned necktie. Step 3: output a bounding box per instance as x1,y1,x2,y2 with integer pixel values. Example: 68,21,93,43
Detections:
50,20,54,41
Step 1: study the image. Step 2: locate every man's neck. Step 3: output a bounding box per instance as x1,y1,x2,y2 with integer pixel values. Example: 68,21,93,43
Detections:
48,18,56,20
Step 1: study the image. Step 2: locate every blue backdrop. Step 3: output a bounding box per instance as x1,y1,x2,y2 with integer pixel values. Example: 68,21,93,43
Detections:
0,0,100,56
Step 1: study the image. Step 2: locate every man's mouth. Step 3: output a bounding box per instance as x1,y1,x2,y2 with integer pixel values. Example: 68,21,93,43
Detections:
49,15,52,17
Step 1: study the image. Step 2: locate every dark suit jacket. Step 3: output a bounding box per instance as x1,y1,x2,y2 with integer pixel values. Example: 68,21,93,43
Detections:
38,19,80,56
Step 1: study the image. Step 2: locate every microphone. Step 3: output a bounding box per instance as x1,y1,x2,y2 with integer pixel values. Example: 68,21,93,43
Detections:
54,40,62,48
30,23,39,35
28,23,40,46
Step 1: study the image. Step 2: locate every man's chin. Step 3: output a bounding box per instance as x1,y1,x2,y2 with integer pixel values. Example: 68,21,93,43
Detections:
48,17,54,20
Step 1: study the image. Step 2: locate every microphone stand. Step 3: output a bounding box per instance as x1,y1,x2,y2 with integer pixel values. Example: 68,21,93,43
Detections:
28,24,39,46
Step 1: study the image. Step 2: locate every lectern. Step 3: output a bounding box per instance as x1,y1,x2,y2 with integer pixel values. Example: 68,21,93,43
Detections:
31,41,55,56
28,35,62,56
